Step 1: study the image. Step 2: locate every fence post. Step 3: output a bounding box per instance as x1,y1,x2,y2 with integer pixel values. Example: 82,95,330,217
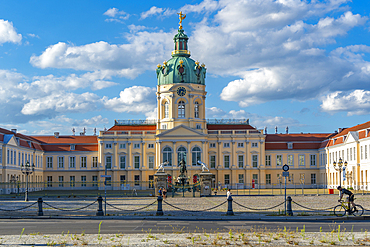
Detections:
227,196,234,215
286,196,293,216
37,197,43,216
156,196,163,216
96,196,104,216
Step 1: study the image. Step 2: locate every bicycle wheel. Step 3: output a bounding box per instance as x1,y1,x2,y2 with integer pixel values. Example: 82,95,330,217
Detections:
334,205,346,217
352,205,364,216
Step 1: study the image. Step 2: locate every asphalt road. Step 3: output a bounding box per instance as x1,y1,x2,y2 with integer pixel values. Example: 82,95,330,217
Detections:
1,219,369,235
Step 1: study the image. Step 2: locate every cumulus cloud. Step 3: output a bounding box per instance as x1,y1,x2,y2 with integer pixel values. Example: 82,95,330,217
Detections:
104,8,129,22
30,30,174,78
321,90,370,116
140,6,174,19
103,86,156,114
0,19,22,44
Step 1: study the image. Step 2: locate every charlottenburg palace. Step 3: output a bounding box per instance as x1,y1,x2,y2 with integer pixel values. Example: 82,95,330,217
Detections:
1,21,369,193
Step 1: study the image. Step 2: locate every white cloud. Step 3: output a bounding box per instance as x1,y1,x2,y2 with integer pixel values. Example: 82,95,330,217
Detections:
141,6,166,19
104,8,129,22
103,86,156,114
0,19,22,44
321,90,370,116
21,92,101,115
30,30,174,79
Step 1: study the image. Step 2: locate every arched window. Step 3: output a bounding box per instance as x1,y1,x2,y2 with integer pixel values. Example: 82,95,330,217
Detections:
194,102,199,118
163,147,172,166
164,101,169,118
191,146,201,166
178,101,185,118
177,146,187,165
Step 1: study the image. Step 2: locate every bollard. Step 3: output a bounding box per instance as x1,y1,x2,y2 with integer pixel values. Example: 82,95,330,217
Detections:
37,197,43,216
156,196,163,216
227,196,234,215
286,196,293,216
193,186,195,197
96,196,104,216
172,189,175,198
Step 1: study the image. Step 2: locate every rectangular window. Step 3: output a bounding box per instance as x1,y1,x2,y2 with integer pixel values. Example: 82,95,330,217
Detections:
366,145,368,159
81,176,86,187
134,143,140,149
105,143,112,149
276,155,282,166
106,156,112,169
7,150,9,164
161,124,167,129
223,143,230,148
265,155,271,166
119,143,126,149
310,154,316,166
224,155,230,168
252,154,258,168
120,175,126,185
196,124,201,129
92,176,98,187
69,156,75,168
238,174,244,184
361,146,363,160
80,157,87,168
210,155,216,168
47,176,52,187
311,174,316,184
252,174,258,184
148,143,154,149
224,174,230,185
58,157,64,168
299,155,305,166
70,176,75,187
288,143,293,149
134,156,140,169
134,175,140,186
287,154,293,167
237,142,244,148
266,174,271,185
92,157,98,168
210,143,216,148
252,142,258,147
120,156,126,169
47,157,53,168
148,156,154,169
149,175,154,188
10,150,13,164
58,176,64,187
238,155,244,168
70,144,75,150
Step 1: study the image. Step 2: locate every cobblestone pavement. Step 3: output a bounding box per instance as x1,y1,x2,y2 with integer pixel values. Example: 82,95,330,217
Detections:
0,194,369,217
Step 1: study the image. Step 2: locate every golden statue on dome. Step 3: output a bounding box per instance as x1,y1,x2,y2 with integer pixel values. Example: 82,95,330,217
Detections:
177,11,186,30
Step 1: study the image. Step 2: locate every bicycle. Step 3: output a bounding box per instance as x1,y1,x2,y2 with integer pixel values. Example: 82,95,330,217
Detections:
333,199,364,217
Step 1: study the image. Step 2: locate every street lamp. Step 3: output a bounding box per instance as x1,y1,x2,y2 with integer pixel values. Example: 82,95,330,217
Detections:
9,175,19,194
21,161,35,201
333,158,347,187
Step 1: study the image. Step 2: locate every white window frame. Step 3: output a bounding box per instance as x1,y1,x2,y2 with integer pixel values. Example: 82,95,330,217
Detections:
209,143,216,148
92,156,98,168
105,143,112,149
105,156,112,169
148,143,154,149
252,154,258,168
119,143,126,149
299,154,305,166
238,155,244,168
276,155,282,166
58,156,64,168
223,142,230,148
80,156,87,168
148,156,154,169
252,142,258,148
265,155,271,166
120,155,126,169
47,157,53,168
310,154,316,166
237,142,244,148
69,156,75,168
224,155,230,168
134,156,140,169
210,155,216,169
133,143,140,149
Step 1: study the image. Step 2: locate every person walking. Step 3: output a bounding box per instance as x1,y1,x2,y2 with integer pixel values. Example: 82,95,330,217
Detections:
227,189,232,199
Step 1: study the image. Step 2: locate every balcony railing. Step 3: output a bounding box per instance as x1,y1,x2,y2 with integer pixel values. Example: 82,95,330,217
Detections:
114,120,156,125
207,119,249,125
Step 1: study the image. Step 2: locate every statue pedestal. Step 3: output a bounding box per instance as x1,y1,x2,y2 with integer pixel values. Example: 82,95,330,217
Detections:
200,172,213,197
154,172,167,196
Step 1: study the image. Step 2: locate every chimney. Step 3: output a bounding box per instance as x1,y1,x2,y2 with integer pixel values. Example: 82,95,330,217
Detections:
338,128,343,133
11,129,17,134
54,132,59,138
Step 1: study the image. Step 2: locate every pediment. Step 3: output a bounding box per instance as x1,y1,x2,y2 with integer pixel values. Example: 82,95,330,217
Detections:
345,132,359,143
156,125,207,137
4,135,18,146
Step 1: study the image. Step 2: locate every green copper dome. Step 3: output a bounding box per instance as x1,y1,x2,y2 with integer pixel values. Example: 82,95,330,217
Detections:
156,29,206,85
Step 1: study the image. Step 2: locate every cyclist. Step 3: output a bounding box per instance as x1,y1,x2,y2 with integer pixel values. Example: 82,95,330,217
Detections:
337,186,356,210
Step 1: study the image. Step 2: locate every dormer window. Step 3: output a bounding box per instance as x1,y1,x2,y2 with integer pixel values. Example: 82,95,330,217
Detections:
27,141,31,148
70,144,75,151
287,143,293,149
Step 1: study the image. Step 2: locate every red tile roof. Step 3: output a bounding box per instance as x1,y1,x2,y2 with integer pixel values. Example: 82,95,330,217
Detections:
108,125,156,131
0,127,44,151
332,121,370,139
265,133,333,150
31,135,98,144
42,144,98,152
207,124,256,130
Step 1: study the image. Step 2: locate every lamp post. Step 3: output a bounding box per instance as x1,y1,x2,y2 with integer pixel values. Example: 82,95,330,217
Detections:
9,175,19,194
21,161,35,201
333,158,347,187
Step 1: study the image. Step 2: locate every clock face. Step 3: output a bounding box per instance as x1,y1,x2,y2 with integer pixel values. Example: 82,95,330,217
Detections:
177,87,186,96
282,164,289,171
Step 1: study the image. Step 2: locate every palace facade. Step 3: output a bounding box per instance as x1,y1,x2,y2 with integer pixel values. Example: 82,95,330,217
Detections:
1,21,369,192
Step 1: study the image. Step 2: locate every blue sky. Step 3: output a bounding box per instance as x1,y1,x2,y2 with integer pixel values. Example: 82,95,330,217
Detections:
0,0,370,135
